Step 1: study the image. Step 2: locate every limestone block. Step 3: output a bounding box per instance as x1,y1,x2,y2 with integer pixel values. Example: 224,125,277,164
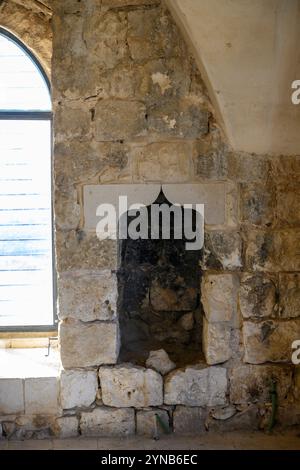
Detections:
54,103,91,141
239,273,277,319
83,11,128,70
146,349,176,375
245,230,300,272
193,139,228,181
132,142,191,183
136,409,169,437
56,231,117,271
54,186,81,230
173,406,206,434
0,379,24,414
24,377,59,415
277,182,300,227
58,270,117,322
99,364,163,407
228,153,270,183
273,155,300,181
164,365,227,406
95,99,146,141
240,182,275,226
243,320,300,363
162,182,226,225
202,231,242,270
54,416,79,438
201,273,237,323
147,99,209,139
60,370,98,409
60,321,119,369
203,318,231,365
54,141,130,185
127,7,183,62
80,407,135,437
229,365,293,404
279,273,300,318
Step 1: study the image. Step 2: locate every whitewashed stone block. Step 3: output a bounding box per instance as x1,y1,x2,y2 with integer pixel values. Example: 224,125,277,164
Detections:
164,365,227,406
60,370,98,409
24,377,59,414
99,364,163,407
203,318,231,365
0,378,24,414
58,270,117,321
80,407,135,437
60,320,119,368
201,274,237,323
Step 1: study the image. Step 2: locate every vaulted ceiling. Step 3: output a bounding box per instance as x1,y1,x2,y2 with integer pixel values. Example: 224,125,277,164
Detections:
165,0,300,155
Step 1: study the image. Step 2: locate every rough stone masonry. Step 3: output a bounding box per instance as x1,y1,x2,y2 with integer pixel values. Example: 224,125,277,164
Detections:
0,0,299,439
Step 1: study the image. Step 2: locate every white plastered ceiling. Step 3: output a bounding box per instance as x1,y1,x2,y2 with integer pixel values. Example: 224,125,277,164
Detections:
165,0,300,155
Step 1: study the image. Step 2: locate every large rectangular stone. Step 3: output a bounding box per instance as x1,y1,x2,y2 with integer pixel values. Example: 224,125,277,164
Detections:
229,365,293,404
245,230,300,272
83,184,161,232
60,370,98,409
0,378,24,414
147,99,209,139
279,273,300,319
240,182,275,226
80,407,135,437
173,406,206,434
99,365,163,407
132,142,191,183
60,320,119,368
136,409,169,437
201,273,237,323
243,320,300,363
202,231,242,270
56,231,117,271
239,273,277,319
95,99,146,141
58,270,117,322
24,377,59,415
228,152,271,183
203,319,231,365
83,182,226,230
164,365,227,406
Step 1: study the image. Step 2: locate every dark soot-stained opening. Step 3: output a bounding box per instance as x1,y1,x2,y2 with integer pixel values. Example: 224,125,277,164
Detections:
118,190,204,367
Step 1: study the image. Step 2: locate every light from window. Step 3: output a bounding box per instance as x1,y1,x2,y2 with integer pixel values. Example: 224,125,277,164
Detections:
0,30,54,328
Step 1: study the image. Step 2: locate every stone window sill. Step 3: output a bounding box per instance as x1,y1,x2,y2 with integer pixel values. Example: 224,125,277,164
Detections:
0,348,60,417
0,347,60,379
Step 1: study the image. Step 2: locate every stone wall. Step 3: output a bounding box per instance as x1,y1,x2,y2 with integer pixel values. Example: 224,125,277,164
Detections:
0,0,300,438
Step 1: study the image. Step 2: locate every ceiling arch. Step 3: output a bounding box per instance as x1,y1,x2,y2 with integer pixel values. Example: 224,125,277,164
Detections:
165,0,300,155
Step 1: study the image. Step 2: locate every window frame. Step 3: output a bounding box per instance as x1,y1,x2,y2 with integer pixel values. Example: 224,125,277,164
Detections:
0,27,57,333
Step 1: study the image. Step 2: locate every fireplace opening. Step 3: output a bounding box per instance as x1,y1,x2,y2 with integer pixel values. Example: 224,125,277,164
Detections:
118,190,204,367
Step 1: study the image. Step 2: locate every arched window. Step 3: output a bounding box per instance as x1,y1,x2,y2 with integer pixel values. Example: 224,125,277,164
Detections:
0,28,55,330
